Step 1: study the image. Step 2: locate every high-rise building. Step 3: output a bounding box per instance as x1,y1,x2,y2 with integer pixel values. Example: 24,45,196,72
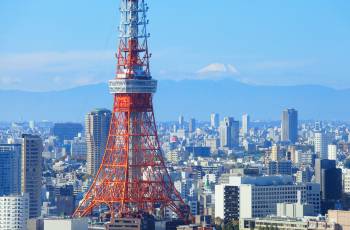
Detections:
179,115,185,128
270,144,280,162
189,118,196,133
210,113,219,128
0,194,29,230
315,159,342,214
85,109,111,176
0,144,21,196
242,113,250,136
281,108,298,143
287,145,297,163
219,117,239,149
21,134,43,218
314,132,333,159
52,123,83,143
328,144,337,160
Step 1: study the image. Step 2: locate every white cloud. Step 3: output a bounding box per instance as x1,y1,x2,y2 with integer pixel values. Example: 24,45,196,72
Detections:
0,51,115,91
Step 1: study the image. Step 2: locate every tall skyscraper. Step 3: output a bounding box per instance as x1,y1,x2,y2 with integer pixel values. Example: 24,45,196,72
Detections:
0,144,21,196
85,109,111,176
21,134,43,218
219,117,239,148
315,159,342,214
314,132,332,159
210,113,220,128
189,118,196,133
178,115,185,128
281,108,298,143
270,144,280,162
242,113,250,135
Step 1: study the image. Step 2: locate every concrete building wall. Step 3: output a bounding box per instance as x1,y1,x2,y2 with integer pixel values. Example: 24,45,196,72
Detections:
44,218,88,230
239,183,320,218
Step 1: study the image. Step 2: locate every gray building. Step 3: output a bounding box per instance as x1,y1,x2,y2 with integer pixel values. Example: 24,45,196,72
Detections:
281,108,298,143
315,159,342,214
210,113,219,128
219,117,239,148
314,132,333,160
86,109,111,176
189,118,196,133
21,134,43,218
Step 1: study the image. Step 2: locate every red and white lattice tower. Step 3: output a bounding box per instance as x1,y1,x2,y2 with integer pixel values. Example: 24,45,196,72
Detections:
73,0,189,221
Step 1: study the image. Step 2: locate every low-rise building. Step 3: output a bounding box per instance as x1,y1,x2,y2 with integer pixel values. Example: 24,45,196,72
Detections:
240,216,339,230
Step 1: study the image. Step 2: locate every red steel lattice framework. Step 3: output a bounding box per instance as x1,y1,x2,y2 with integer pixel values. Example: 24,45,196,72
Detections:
73,0,189,221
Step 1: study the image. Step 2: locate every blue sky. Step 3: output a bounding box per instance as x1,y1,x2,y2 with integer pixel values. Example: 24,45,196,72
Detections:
0,0,349,91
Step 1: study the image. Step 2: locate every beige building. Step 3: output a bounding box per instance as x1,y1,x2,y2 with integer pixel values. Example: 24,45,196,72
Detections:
240,216,339,230
43,218,88,230
270,144,280,161
328,210,350,230
21,134,43,218
86,109,111,176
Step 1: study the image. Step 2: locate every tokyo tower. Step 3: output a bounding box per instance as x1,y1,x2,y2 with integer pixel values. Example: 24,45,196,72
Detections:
73,0,189,222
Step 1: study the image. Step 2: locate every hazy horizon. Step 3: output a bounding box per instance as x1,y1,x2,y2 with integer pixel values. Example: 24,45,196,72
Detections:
1,1,350,91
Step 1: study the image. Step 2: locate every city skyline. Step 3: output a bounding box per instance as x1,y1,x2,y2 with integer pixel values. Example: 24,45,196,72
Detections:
2,1,350,229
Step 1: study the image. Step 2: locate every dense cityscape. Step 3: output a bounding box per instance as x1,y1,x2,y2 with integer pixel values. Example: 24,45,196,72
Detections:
1,0,350,230
1,109,350,229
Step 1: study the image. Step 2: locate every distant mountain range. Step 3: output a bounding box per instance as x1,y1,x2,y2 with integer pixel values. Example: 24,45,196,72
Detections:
1,79,349,122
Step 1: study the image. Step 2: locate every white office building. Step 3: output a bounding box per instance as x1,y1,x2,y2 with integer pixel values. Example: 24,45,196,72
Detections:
237,176,320,219
314,132,332,159
242,113,250,136
210,113,220,129
0,194,29,230
328,144,337,160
